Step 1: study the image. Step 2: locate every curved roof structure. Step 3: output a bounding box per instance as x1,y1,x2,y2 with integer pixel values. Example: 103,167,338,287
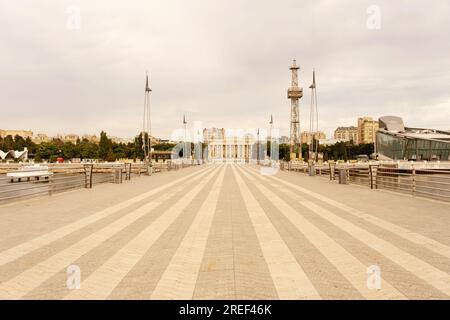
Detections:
378,116,405,133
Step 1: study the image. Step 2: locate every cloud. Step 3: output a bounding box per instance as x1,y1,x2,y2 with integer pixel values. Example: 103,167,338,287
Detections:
0,0,449,139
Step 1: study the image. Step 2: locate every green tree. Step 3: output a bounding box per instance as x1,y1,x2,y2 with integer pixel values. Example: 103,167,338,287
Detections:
13,135,27,150
2,135,14,151
125,142,135,159
278,143,290,161
99,131,113,161
153,143,176,151
24,137,37,155
134,133,144,160
317,142,374,161
62,142,77,159
78,139,99,159
35,142,61,162
112,143,127,160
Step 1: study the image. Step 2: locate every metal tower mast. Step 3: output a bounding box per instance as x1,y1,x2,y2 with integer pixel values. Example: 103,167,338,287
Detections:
309,69,319,162
256,128,260,165
183,114,188,163
269,114,273,165
287,59,303,157
143,72,152,175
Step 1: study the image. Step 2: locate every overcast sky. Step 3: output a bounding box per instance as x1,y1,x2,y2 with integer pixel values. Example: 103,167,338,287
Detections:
1,0,449,139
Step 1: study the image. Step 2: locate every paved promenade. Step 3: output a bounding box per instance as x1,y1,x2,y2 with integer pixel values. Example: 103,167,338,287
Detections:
0,164,450,299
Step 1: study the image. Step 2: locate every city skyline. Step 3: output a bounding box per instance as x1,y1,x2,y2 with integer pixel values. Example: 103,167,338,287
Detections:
1,1,450,140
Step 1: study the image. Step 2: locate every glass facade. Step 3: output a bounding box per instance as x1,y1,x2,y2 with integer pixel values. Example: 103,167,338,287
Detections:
377,131,450,161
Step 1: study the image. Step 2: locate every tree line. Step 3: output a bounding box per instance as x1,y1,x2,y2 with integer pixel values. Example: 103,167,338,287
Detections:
0,132,176,162
1,133,374,162
276,141,374,161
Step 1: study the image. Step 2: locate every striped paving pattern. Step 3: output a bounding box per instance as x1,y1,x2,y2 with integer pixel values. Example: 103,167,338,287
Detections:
0,164,450,299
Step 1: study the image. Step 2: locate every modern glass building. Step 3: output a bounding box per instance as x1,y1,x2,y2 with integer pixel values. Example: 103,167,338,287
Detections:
377,116,450,161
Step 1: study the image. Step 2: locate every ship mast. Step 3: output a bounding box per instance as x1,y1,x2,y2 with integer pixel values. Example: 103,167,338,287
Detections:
143,72,152,174
308,69,319,162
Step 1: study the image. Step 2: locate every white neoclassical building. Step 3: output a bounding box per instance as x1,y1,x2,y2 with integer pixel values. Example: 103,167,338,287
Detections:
203,128,255,163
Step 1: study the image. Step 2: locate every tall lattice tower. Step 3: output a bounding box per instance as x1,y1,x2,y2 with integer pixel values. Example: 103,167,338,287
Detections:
287,59,303,156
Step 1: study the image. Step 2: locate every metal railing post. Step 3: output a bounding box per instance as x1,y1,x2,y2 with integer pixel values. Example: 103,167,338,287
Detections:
49,174,53,196
124,163,130,181
83,164,93,189
412,164,416,195
84,165,88,188
329,162,336,180
369,164,378,189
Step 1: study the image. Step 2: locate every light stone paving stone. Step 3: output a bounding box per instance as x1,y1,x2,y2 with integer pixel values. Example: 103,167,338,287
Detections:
271,180,450,277
231,165,320,300
62,166,223,300
0,169,213,286
238,165,405,299
24,166,221,299
194,270,236,300
261,168,450,260
107,171,220,299
0,165,209,258
290,191,450,296
1,164,450,299
257,182,448,299
279,195,447,299
244,166,449,299
234,181,363,300
270,167,450,247
150,166,226,299
0,167,216,299
193,166,278,300
0,165,213,266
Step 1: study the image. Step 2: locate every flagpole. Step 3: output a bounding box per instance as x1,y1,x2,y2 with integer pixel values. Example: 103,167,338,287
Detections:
257,128,260,165
269,115,273,166
314,69,319,162
142,89,147,164
148,87,152,175
183,114,187,164
309,69,318,163
144,72,153,175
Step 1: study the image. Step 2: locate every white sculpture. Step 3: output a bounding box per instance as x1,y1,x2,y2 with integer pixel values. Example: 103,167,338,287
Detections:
0,147,28,160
